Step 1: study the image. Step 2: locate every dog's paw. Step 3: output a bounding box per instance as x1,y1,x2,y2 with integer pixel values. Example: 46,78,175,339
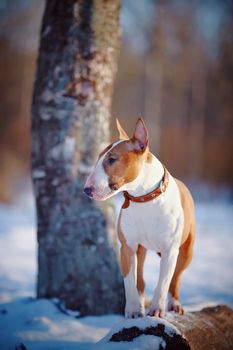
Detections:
125,303,144,319
147,306,165,318
147,302,165,318
168,297,184,315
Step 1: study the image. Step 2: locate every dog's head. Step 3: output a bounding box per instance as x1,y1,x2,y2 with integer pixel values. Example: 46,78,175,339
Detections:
83,118,150,201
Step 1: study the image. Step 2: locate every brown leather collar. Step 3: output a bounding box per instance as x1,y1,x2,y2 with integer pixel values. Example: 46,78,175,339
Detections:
122,167,169,209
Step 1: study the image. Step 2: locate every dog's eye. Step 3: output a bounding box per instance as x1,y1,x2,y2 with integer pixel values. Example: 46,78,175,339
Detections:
108,157,117,165
109,183,118,191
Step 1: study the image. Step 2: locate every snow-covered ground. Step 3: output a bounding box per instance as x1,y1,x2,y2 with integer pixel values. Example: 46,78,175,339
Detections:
0,187,233,349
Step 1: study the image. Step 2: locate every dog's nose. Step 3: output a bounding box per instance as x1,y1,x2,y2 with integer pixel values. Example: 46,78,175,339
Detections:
83,186,94,198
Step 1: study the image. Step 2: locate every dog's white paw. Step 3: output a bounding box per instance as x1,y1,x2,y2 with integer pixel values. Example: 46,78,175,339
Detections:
147,306,165,318
147,299,165,318
125,302,144,319
167,295,184,315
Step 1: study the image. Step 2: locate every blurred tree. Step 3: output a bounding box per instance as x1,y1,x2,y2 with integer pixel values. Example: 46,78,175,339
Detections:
142,1,163,155
204,1,233,187
31,0,124,315
188,32,206,180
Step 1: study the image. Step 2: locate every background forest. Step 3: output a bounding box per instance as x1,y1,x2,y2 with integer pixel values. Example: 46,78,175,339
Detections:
0,0,233,201
0,1,233,349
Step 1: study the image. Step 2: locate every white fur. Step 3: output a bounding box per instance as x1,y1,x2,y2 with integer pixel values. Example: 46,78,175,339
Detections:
120,155,184,317
167,291,182,310
124,255,144,318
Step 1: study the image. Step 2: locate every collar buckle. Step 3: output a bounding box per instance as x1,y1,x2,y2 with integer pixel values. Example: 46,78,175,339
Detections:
160,180,166,193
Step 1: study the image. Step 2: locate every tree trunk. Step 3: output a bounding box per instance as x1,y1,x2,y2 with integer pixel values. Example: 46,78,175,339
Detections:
31,0,124,316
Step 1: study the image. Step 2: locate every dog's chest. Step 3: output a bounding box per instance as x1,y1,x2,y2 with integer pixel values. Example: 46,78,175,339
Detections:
119,189,183,252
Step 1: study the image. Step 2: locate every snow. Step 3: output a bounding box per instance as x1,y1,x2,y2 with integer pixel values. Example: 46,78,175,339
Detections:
95,314,185,349
97,315,179,343
0,186,233,349
0,298,118,350
97,334,165,350
144,200,233,308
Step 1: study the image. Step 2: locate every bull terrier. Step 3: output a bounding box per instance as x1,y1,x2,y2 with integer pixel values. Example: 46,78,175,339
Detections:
84,118,195,318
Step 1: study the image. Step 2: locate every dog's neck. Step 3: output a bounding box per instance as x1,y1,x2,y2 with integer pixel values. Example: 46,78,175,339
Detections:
123,153,165,197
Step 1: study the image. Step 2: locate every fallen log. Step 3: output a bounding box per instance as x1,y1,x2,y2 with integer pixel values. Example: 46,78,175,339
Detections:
167,305,233,350
95,305,233,350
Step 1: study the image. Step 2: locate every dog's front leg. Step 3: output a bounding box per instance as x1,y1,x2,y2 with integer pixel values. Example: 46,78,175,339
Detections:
148,247,179,318
123,253,144,318
119,225,143,318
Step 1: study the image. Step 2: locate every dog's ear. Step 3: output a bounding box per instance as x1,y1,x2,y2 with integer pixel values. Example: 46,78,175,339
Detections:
132,118,148,151
116,118,129,140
